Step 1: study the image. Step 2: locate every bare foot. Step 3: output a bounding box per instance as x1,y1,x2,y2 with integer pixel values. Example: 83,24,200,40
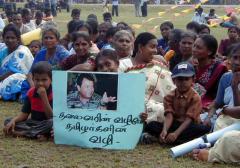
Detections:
192,149,209,161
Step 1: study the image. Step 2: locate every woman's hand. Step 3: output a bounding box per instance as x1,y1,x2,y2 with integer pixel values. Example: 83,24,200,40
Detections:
3,120,16,135
140,112,148,122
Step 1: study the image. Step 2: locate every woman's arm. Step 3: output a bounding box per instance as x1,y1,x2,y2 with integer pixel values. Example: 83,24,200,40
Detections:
0,71,13,82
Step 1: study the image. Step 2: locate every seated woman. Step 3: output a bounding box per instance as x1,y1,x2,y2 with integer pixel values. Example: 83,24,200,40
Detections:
69,21,99,55
220,12,239,28
59,31,95,71
218,26,240,58
192,43,240,163
112,30,134,60
21,26,70,101
0,24,33,100
119,32,175,125
192,34,227,110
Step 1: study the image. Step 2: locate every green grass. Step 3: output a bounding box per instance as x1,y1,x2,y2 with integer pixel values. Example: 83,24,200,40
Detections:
1,4,239,168
53,4,230,41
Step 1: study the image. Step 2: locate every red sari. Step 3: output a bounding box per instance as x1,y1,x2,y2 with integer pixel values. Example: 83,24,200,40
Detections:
195,59,227,109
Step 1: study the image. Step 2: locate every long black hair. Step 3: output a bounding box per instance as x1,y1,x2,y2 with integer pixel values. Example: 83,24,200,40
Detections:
132,32,156,57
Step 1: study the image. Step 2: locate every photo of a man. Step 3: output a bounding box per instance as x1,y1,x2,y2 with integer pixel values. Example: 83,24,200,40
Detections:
67,73,118,110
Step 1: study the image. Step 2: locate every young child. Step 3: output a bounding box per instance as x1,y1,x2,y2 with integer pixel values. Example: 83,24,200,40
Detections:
157,21,174,56
143,62,210,145
3,61,53,140
96,49,119,72
43,8,53,21
21,8,36,31
29,40,41,57
34,10,46,28
71,8,81,21
101,27,120,50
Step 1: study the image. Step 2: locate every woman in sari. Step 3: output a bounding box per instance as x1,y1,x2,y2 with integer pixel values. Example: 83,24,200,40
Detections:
21,26,70,101
0,24,33,100
192,34,227,110
119,32,175,124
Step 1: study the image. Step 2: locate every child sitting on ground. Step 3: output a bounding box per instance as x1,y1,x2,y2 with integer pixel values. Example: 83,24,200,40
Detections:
3,61,53,140
143,62,210,145
28,40,41,57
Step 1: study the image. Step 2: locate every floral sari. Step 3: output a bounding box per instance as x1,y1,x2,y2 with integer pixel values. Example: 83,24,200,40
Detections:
121,58,175,123
195,59,227,109
0,45,33,100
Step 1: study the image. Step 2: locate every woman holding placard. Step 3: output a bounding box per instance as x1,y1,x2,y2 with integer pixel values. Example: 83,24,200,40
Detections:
119,32,175,130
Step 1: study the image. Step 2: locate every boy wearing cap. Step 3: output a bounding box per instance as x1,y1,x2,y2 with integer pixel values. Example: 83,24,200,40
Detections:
144,62,210,145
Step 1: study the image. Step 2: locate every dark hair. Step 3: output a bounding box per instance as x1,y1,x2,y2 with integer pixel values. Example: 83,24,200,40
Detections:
197,6,203,12
99,22,112,29
106,27,120,39
32,61,52,79
103,12,112,19
71,8,81,16
42,27,61,41
117,22,129,28
198,34,218,58
2,24,21,41
76,74,96,86
181,31,197,41
186,21,200,34
21,8,31,17
169,29,183,43
199,24,211,34
67,20,83,34
229,43,240,57
210,9,215,13
132,32,156,57
95,49,119,68
71,31,91,44
86,19,99,35
160,21,174,29
29,40,42,48
35,10,43,18
44,8,51,14
75,22,93,35
87,14,98,22
6,10,13,17
228,26,240,35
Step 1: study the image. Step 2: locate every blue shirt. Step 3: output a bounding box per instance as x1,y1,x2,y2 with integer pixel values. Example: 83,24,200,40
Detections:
157,38,169,53
31,45,70,70
215,72,233,106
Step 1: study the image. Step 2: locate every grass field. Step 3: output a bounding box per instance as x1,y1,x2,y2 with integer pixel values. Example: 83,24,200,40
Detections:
0,4,239,168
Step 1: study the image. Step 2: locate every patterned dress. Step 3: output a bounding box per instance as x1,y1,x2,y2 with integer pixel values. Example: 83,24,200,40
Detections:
120,58,175,123
0,45,34,100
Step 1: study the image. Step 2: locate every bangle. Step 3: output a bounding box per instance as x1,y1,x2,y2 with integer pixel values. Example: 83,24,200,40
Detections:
222,105,228,114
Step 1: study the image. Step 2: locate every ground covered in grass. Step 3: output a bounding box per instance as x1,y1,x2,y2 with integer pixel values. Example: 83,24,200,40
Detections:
1,4,239,168
0,101,238,167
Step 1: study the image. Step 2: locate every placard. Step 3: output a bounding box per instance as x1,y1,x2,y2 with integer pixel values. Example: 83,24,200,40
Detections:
53,71,145,149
